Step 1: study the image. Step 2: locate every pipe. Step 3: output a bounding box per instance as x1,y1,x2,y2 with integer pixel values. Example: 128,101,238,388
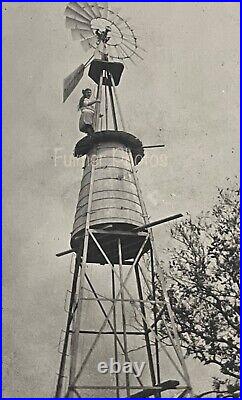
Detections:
56,249,75,258
133,213,183,232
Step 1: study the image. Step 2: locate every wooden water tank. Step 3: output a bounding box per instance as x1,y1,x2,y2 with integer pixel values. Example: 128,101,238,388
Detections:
71,131,150,263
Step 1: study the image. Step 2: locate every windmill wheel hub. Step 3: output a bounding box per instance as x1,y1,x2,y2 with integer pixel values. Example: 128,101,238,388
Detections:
91,18,122,46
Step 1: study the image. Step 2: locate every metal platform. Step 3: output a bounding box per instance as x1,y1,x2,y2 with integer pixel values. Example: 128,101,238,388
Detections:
71,227,150,264
74,130,144,166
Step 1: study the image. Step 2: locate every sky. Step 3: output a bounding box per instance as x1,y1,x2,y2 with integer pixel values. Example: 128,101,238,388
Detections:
2,2,240,398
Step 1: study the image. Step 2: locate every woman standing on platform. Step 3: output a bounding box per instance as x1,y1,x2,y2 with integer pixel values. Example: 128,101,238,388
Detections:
78,88,100,135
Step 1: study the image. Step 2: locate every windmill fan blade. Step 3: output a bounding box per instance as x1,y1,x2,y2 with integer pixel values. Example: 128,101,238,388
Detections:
68,2,92,22
65,6,91,26
122,41,144,61
111,6,121,15
82,36,97,47
82,2,97,19
75,2,94,20
91,2,102,18
119,44,129,59
99,2,109,19
63,63,85,103
122,36,136,47
71,28,86,40
115,17,127,28
66,16,92,32
122,36,146,52
112,31,136,47
108,9,121,24
110,7,122,23
77,29,96,40
119,44,137,64
113,45,122,59
119,30,136,39
71,29,97,51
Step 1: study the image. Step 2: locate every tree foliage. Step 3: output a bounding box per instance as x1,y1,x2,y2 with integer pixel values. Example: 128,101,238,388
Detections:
156,182,240,397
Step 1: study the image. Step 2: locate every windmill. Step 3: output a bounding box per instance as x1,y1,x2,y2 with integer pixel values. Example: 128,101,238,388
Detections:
63,2,144,104
55,2,193,398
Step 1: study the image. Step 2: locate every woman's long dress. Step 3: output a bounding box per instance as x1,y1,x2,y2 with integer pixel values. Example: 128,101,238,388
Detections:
79,99,95,133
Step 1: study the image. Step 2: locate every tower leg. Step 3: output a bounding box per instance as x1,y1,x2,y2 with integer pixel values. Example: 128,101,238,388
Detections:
68,159,96,396
134,263,157,389
55,255,80,398
118,239,130,397
111,267,120,398
150,248,161,385
68,258,88,397
127,147,193,395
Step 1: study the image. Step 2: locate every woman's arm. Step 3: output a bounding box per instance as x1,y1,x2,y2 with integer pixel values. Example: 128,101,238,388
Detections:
84,99,101,106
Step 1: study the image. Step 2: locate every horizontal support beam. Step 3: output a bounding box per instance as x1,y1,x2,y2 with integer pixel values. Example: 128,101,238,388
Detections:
90,228,147,237
79,297,160,303
142,144,165,149
56,229,148,258
73,384,186,391
75,330,145,336
133,213,183,232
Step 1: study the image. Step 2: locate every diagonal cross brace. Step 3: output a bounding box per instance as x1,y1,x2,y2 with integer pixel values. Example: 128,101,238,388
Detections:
89,232,187,382
65,234,150,396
